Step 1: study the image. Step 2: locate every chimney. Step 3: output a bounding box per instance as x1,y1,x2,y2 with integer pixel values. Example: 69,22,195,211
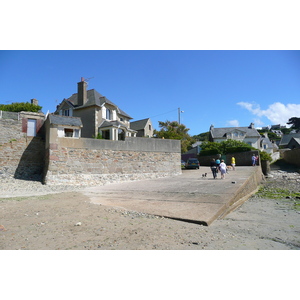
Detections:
249,122,254,129
77,77,87,106
31,98,38,106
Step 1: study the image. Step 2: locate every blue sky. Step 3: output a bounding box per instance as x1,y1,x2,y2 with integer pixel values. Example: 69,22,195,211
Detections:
1,50,299,136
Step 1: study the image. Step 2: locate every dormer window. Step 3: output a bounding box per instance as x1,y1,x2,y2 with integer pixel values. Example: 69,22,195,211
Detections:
63,109,70,116
106,108,111,120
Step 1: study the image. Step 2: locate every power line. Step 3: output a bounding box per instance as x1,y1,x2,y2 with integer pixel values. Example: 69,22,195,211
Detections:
148,108,178,120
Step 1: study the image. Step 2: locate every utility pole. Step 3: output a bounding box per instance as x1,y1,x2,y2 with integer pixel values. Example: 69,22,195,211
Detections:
178,107,184,124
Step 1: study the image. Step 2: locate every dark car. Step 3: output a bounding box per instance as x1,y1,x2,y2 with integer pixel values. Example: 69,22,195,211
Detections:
185,158,200,169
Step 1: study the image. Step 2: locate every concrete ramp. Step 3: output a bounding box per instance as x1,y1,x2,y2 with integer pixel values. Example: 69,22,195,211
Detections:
83,166,263,225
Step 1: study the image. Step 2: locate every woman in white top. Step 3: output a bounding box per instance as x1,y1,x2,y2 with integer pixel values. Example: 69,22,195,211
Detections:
219,159,227,179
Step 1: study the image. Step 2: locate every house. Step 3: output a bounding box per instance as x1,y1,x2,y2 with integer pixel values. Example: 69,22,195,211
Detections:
46,114,83,139
279,132,300,148
209,123,261,149
181,141,203,162
55,78,137,140
287,137,300,149
260,133,279,154
130,118,153,137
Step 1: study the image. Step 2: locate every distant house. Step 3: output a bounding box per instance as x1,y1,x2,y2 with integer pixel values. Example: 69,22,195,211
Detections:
55,78,137,140
279,132,300,148
260,133,278,154
130,118,153,137
209,123,261,149
181,141,203,162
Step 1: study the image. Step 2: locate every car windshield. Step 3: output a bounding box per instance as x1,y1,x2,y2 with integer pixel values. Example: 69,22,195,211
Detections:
188,159,198,162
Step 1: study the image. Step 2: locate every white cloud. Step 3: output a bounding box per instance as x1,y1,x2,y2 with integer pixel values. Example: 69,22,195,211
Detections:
227,120,239,127
237,101,300,126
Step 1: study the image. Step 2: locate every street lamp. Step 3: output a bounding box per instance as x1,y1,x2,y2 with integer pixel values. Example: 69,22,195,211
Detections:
178,107,184,124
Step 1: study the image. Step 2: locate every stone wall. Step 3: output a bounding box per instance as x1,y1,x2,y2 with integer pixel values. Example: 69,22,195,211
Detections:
0,118,45,180
1,115,181,185
44,137,181,185
283,148,300,167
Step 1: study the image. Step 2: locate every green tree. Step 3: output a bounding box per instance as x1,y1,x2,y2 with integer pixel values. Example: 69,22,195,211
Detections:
153,120,195,153
287,117,300,130
200,139,253,156
0,102,42,113
192,131,209,141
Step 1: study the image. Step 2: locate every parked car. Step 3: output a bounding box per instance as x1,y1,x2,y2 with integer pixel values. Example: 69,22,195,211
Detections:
185,158,200,169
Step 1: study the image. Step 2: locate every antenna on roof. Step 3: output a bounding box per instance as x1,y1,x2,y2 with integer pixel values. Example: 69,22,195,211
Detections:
83,77,94,88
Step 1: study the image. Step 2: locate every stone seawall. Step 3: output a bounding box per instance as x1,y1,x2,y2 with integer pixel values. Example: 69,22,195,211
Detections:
44,137,182,185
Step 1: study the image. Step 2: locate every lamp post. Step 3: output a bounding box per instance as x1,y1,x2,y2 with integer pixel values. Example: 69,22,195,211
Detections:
178,107,184,124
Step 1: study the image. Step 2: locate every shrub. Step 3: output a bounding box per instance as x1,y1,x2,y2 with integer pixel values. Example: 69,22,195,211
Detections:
259,151,272,162
0,102,42,113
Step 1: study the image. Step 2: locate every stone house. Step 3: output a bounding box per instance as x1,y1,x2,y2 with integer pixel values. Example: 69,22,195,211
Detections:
279,132,300,148
130,118,154,137
45,114,83,141
55,78,137,140
209,123,261,149
260,133,278,154
287,137,300,149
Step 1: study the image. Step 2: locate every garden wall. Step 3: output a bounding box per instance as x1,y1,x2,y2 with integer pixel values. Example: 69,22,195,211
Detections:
198,150,260,166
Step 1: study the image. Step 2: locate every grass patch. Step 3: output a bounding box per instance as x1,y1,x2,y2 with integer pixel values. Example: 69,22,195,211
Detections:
255,186,300,211
256,186,300,199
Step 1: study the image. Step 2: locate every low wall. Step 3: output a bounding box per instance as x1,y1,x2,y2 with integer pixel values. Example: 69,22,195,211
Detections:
44,137,182,185
283,148,300,167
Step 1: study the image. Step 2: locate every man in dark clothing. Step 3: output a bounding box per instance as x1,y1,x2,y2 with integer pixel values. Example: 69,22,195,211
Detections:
210,158,218,179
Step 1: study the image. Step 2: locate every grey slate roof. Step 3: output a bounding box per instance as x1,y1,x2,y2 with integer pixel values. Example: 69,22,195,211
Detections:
279,133,300,146
99,120,127,129
210,126,260,139
49,114,82,127
67,89,132,119
130,118,150,131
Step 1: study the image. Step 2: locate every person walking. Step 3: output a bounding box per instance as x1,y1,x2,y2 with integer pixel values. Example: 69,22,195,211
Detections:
219,159,227,179
231,156,236,171
252,154,256,166
215,158,221,173
210,158,218,179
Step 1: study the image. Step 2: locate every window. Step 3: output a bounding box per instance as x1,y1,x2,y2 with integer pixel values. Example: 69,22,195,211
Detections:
74,129,80,138
63,109,70,116
63,128,80,138
64,128,73,137
149,124,152,130
106,108,111,120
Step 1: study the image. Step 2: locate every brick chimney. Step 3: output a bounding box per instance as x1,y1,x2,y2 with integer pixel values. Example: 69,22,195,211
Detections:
77,77,87,106
31,98,39,106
